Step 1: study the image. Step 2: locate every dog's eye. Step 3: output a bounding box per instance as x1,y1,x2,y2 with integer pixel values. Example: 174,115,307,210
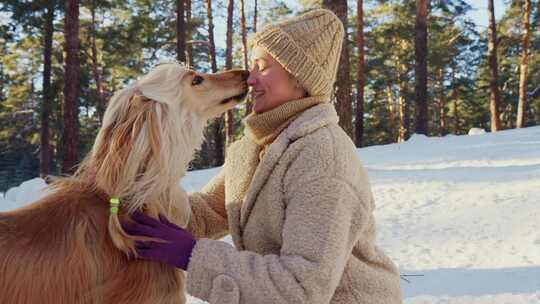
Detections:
191,75,204,86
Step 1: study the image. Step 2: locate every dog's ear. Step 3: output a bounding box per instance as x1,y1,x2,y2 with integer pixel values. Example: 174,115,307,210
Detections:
93,95,151,181
94,94,168,254
84,84,191,254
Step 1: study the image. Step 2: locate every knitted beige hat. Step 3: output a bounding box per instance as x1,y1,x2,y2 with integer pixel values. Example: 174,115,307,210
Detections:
251,9,344,98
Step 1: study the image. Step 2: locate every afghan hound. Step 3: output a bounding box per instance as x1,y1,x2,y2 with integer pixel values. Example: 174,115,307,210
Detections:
0,62,249,304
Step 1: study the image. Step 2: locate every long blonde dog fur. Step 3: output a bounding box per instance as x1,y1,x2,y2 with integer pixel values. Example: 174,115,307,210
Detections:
0,62,248,304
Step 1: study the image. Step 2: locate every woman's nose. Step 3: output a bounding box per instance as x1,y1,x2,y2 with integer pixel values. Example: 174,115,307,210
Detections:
247,70,257,86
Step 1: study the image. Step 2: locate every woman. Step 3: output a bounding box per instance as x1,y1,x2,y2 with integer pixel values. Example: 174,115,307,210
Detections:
123,9,402,304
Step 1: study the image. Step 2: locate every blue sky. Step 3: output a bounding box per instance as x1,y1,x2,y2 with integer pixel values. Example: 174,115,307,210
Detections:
0,1,509,42
0,1,509,34
211,0,509,50
467,0,508,28
0,0,510,67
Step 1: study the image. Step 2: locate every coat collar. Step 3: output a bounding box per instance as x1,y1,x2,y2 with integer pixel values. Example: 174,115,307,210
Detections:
242,96,327,146
238,103,339,233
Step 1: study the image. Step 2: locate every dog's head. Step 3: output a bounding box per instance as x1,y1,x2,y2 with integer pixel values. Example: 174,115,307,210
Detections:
75,63,248,250
137,62,249,120
87,62,248,201
178,67,250,119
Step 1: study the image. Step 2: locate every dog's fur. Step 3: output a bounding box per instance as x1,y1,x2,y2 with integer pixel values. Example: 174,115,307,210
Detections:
0,62,248,304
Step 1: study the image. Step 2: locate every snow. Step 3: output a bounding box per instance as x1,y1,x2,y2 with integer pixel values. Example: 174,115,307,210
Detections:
1,178,49,212
468,127,487,135
0,195,19,212
2,126,540,303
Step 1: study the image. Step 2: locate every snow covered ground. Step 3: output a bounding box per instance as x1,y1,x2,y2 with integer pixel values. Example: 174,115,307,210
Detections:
1,126,539,303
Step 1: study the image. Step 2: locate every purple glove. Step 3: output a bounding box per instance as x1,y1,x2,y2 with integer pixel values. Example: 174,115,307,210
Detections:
121,211,197,271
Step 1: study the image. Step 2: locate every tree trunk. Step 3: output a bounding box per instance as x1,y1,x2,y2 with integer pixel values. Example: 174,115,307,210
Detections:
322,0,353,138
186,0,193,67
451,69,460,134
386,85,396,141
516,0,531,128
90,0,105,122
225,0,235,148
240,0,252,115
176,0,186,63
0,75,3,103
206,0,224,166
0,63,4,102
414,0,429,135
62,0,80,174
355,0,364,147
488,0,502,132
207,0,218,73
537,0,540,33
438,69,446,136
254,0,258,32
398,78,410,142
40,0,54,177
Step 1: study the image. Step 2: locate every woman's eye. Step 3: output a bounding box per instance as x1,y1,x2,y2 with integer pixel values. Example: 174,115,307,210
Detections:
250,63,265,72
191,75,204,86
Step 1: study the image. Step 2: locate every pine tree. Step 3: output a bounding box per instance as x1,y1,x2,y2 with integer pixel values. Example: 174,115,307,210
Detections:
517,0,531,128
240,0,252,114
62,0,81,174
355,0,365,147
40,0,55,177
177,0,186,63
415,0,429,135
206,0,224,166
322,0,353,138
225,0,236,149
487,0,502,132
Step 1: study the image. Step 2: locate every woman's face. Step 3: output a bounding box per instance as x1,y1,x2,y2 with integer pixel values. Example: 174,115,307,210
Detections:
247,46,307,113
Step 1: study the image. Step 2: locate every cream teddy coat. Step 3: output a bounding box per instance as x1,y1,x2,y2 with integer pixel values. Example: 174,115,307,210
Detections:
186,103,402,304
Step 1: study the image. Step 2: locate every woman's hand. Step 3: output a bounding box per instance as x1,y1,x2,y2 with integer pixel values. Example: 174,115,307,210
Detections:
122,211,197,271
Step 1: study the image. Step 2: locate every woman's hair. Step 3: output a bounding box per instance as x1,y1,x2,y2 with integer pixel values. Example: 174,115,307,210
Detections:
287,71,309,98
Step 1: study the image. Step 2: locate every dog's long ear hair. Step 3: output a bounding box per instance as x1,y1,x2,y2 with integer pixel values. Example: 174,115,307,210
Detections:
75,63,203,253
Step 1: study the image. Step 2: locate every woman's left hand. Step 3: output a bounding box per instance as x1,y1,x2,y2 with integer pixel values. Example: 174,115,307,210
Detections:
121,211,197,271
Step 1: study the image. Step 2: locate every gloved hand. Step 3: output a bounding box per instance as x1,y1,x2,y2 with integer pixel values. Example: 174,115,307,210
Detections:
121,211,197,271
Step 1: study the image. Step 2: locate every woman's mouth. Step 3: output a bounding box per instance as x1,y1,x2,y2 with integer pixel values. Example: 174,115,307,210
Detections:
252,90,265,99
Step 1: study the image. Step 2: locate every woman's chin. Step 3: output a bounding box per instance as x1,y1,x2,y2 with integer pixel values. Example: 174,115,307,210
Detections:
253,99,266,113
